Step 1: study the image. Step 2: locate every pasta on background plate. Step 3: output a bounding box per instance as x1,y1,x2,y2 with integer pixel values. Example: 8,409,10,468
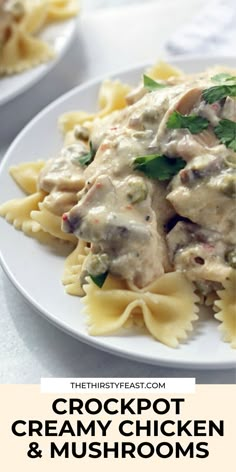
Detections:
0,61,235,349
0,0,79,75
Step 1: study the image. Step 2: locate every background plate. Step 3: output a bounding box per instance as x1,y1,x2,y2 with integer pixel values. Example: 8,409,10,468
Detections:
0,56,235,369
0,17,78,107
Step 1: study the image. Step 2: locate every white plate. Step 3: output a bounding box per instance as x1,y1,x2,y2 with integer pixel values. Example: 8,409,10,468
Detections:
0,17,78,107
0,56,235,369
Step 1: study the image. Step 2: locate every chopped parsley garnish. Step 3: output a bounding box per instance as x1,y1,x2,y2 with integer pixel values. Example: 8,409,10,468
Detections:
72,141,96,167
214,119,236,152
89,271,108,288
133,154,185,181
207,73,236,102
143,74,167,91
211,73,236,83
202,84,236,104
167,110,209,134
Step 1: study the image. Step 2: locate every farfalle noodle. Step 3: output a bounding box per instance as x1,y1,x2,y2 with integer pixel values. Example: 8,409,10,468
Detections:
83,272,199,348
146,60,182,80
31,202,77,243
10,161,45,195
0,0,79,75
215,271,236,348
59,80,131,134
47,0,79,21
62,240,89,296
0,26,53,75
0,191,45,232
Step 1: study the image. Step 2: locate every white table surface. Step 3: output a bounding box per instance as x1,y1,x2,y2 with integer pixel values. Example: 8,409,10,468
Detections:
0,0,235,384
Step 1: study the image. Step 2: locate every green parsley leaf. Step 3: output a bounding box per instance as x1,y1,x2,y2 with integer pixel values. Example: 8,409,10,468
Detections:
214,119,236,152
211,73,236,83
72,141,96,167
202,84,236,104
133,154,185,181
167,110,209,134
143,74,167,91
89,271,108,288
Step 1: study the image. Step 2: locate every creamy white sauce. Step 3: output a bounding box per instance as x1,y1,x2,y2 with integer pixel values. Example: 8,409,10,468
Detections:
40,69,236,289
38,143,86,216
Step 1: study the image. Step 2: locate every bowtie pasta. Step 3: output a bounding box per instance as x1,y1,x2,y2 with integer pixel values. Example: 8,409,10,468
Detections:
0,0,79,75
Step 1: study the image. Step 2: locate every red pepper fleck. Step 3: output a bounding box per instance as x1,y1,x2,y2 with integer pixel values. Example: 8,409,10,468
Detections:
100,143,110,151
180,169,188,184
211,103,220,112
110,126,118,131
94,218,100,224
96,182,103,189
62,213,68,221
125,205,133,210
204,243,214,252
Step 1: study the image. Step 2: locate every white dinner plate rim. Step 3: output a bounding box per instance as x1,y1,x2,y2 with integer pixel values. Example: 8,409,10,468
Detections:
1,55,236,370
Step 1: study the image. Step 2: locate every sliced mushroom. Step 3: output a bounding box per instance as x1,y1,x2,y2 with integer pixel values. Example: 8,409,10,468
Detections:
221,97,236,122
176,87,202,114
126,84,148,106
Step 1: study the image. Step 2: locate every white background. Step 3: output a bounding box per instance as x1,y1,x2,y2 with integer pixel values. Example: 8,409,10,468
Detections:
0,0,235,383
